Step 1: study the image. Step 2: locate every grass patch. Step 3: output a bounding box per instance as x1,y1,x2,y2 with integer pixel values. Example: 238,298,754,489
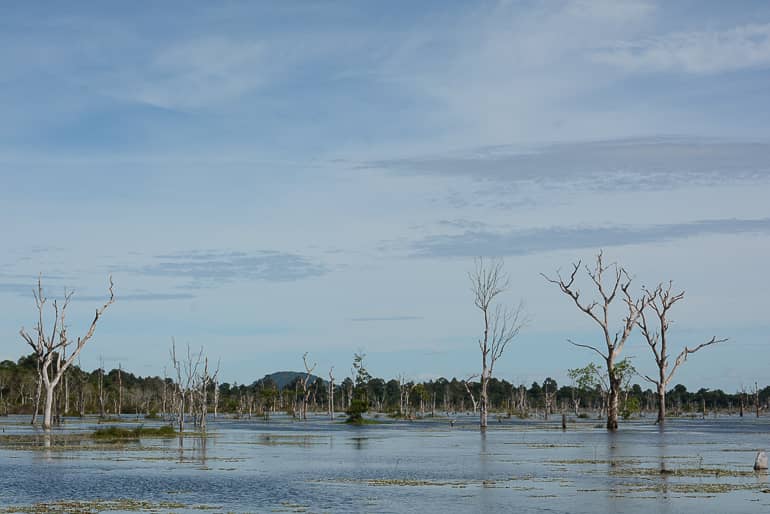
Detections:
91,425,176,440
0,498,219,513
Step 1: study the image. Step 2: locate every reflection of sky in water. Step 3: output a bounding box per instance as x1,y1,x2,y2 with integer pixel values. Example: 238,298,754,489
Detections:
0,415,768,513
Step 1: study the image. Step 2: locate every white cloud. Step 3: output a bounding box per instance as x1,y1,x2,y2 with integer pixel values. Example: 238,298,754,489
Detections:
119,37,268,110
595,23,770,74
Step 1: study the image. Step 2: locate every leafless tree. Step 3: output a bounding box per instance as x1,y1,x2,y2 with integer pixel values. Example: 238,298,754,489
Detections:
213,373,220,419
543,251,644,431
470,257,525,429
397,374,411,416
117,363,123,416
97,356,107,418
636,282,727,424
461,374,479,414
300,352,317,420
328,367,335,420
170,339,201,432
19,276,115,429
195,356,219,431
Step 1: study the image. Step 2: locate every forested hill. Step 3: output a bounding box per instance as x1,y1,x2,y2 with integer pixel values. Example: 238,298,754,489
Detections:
257,371,326,389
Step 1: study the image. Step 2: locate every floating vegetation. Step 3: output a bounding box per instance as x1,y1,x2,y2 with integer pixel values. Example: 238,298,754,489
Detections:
549,459,640,466
610,466,758,478
0,499,218,513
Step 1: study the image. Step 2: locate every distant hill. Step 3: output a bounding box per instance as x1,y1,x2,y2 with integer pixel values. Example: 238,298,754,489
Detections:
256,371,326,389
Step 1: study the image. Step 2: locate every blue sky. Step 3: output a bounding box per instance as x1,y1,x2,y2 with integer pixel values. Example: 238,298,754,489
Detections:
2,0,770,390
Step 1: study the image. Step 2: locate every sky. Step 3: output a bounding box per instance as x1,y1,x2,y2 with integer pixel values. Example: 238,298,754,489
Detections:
2,0,770,391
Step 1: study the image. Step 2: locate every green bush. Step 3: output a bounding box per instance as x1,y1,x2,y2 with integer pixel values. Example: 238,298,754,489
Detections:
622,397,641,420
346,399,368,423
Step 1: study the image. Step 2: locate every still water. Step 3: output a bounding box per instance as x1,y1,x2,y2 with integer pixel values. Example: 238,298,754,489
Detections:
0,414,768,513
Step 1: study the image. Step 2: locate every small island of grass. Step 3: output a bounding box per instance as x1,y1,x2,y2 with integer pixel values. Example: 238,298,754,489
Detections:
91,425,176,440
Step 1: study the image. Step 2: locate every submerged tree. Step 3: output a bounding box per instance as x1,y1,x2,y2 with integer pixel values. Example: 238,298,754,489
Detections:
543,252,645,431
568,359,636,418
300,352,316,420
470,257,525,430
19,276,115,430
637,282,727,425
346,353,371,423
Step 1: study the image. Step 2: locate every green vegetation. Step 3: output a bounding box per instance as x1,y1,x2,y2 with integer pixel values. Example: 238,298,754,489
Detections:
91,425,176,440
0,499,216,513
1,351,769,423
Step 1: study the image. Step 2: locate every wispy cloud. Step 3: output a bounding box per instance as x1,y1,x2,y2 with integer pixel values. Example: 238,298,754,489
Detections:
409,217,770,258
137,250,328,286
119,37,268,110
595,23,770,74
363,137,770,192
0,282,34,297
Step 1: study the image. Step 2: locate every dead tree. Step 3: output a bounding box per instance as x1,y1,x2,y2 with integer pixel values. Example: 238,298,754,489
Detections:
543,251,644,431
213,374,220,419
19,276,115,429
300,353,317,420
637,282,727,425
97,356,106,418
470,257,525,429
398,374,411,416
755,382,761,418
195,357,219,431
462,374,479,414
169,339,201,433
117,363,123,416
328,367,335,420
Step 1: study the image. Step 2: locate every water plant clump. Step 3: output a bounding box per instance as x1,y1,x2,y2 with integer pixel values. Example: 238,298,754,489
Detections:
91,425,176,440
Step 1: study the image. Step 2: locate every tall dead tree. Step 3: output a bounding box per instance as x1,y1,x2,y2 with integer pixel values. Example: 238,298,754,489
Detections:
195,357,219,431
170,339,200,433
328,367,335,420
117,363,123,416
300,353,317,420
19,276,115,430
470,257,525,429
637,282,727,425
462,374,479,414
543,252,644,431
97,356,106,418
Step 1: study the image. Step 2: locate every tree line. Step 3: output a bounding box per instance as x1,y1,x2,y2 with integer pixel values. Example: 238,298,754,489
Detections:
11,250,736,432
1,350,767,423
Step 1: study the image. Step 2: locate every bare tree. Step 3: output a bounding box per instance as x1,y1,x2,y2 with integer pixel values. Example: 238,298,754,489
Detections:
169,339,201,433
470,257,525,429
461,374,479,414
543,251,644,431
636,282,727,424
195,357,219,431
19,276,115,429
97,356,107,418
300,353,317,420
328,367,335,420
117,363,123,416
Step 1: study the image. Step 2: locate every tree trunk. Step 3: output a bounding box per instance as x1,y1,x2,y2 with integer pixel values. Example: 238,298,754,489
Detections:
607,369,620,431
657,384,666,425
31,373,42,425
480,372,489,429
42,384,55,430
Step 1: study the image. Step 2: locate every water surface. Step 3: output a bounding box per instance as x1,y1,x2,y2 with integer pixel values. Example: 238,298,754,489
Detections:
0,414,768,513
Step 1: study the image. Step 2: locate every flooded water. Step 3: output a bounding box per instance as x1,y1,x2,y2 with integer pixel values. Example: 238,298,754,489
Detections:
0,414,768,513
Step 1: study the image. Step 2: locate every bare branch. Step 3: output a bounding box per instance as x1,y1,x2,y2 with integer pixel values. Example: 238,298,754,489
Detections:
567,339,608,360
666,336,728,385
